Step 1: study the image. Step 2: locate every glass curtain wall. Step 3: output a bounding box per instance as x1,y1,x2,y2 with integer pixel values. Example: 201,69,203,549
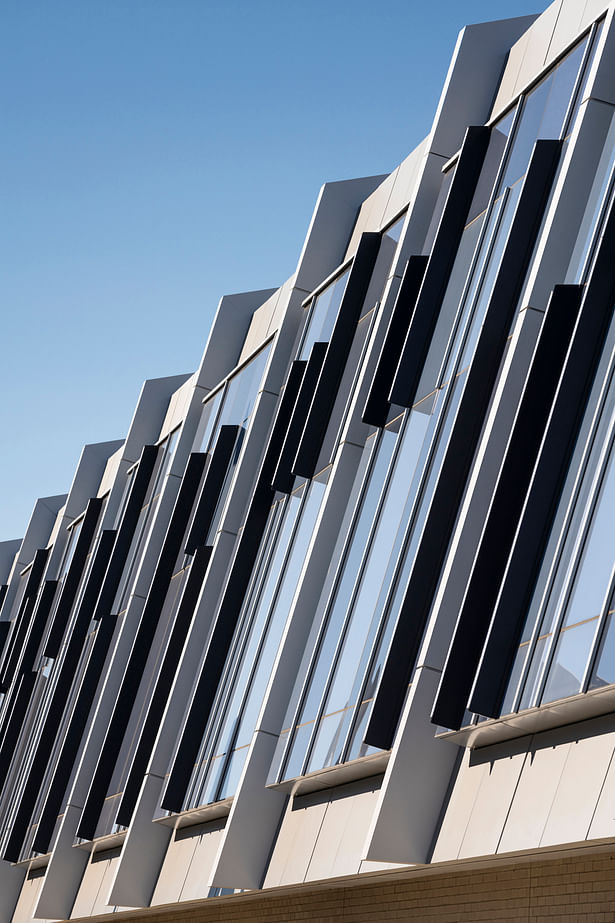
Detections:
165,217,406,813
95,344,273,836
193,342,271,544
464,26,615,720
271,33,592,781
181,474,329,811
0,500,108,859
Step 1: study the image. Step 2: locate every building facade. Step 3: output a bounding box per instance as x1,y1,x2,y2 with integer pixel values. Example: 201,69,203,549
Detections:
2,1,615,919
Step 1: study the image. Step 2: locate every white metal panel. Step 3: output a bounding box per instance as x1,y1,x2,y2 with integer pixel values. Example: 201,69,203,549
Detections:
545,0,589,67
89,852,122,916
491,31,531,119
10,870,46,923
179,820,225,901
458,738,529,859
540,717,615,846
70,852,110,919
497,728,571,854
512,2,563,98
262,795,328,888
430,747,486,863
150,828,199,906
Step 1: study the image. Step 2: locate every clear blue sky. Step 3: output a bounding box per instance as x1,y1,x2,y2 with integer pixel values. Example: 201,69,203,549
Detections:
1,0,540,541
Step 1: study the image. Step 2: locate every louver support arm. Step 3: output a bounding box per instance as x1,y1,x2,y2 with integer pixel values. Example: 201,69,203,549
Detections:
76,452,207,842
362,255,429,427
469,187,615,720
431,285,583,731
161,360,305,813
364,138,562,751
389,125,492,409
292,233,381,479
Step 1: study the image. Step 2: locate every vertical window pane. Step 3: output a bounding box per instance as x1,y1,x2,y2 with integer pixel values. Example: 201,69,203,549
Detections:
542,617,600,703
590,609,615,689
299,269,350,359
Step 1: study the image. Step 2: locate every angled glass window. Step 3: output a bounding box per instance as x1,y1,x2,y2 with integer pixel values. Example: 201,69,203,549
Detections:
500,308,615,714
272,30,594,777
299,270,350,360
566,116,615,283
497,34,589,193
182,474,329,809
192,342,272,546
58,518,83,582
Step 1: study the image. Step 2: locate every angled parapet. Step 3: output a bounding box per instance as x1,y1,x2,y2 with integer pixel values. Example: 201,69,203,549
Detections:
97,373,193,530
62,440,124,522
237,282,292,366
121,373,192,467
1,494,67,620
429,13,539,160
294,174,387,296
346,140,430,257
491,0,610,120
43,440,124,579
97,443,125,499
513,7,615,316
157,374,197,443
195,288,278,394
12,495,66,574
259,175,390,404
